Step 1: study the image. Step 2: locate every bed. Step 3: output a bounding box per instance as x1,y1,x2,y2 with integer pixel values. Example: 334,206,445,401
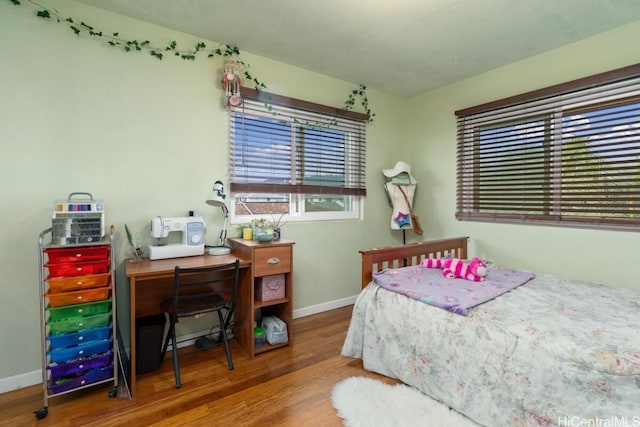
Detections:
342,236,640,426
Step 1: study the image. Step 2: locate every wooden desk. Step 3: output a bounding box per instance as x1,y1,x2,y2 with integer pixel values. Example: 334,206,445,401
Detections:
125,253,251,396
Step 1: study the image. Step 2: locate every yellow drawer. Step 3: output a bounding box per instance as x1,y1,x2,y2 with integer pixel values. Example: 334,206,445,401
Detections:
254,246,291,277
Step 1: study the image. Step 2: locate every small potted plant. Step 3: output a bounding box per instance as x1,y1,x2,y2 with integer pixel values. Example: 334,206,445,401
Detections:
235,222,252,238
267,213,287,241
251,217,273,242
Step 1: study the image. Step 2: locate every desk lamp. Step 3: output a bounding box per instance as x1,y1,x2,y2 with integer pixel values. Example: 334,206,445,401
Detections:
206,180,231,255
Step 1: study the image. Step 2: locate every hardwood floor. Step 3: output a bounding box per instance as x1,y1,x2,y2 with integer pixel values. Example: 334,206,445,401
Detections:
0,306,397,426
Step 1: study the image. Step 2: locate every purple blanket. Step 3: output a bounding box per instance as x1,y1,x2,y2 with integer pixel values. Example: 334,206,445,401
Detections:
373,265,535,315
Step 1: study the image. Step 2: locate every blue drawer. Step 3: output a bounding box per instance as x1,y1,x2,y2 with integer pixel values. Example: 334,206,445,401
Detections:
47,326,112,350
47,339,112,363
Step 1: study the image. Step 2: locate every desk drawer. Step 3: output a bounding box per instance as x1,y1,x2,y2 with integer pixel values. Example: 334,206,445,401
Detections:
254,246,291,277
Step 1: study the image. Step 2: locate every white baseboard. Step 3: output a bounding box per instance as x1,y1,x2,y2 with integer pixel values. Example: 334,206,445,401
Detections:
293,294,357,319
0,371,43,395
0,294,358,394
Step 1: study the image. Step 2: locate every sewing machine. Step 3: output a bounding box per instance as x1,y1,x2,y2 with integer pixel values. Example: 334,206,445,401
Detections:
148,216,205,260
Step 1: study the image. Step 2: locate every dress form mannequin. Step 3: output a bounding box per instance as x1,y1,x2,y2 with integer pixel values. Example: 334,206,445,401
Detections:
382,161,418,232
384,182,416,230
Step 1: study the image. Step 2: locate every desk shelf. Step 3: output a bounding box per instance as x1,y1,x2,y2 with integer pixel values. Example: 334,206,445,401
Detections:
254,341,289,355
254,296,289,309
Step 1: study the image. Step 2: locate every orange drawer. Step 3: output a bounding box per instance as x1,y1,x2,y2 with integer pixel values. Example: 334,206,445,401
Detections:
46,286,112,307
254,246,291,277
46,273,110,293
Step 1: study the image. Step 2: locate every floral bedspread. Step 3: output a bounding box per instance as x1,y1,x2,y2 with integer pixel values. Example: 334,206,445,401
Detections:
373,265,534,315
342,272,640,426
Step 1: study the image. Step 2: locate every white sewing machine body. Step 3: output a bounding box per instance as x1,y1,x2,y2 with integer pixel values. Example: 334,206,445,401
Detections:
148,216,205,260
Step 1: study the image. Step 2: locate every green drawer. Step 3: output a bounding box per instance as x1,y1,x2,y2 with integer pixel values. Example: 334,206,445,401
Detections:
47,299,111,321
48,312,111,336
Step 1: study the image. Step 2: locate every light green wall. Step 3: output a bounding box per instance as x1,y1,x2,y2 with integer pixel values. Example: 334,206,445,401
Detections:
1,0,639,386
0,0,404,382
405,21,640,289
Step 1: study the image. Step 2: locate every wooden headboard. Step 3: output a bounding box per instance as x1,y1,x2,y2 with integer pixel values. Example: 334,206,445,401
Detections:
359,236,469,289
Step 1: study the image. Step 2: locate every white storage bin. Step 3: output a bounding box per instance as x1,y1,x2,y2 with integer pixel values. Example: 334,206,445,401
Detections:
262,315,288,345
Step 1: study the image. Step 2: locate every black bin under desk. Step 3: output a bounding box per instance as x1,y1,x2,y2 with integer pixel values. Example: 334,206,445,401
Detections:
135,314,166,374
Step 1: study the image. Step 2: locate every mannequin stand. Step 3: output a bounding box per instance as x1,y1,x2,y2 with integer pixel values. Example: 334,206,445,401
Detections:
402,229,407,266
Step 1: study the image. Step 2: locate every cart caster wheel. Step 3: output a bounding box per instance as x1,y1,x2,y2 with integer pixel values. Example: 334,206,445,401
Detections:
108,388,117,398
34,407,48,420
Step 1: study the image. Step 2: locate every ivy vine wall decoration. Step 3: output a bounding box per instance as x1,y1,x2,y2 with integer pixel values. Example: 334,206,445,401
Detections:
9,0,374,121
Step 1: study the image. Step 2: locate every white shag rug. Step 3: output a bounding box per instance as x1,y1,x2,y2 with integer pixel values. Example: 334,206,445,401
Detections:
331,377,480,427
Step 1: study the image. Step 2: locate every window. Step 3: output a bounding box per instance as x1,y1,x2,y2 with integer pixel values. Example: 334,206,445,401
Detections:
456,63,640,230
229,88,368,223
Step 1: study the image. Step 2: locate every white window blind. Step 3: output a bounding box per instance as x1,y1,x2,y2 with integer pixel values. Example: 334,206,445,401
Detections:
456,63,640,230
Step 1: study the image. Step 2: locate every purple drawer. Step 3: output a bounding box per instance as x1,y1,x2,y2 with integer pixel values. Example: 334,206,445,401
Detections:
48,365,113,394
48,351,113,381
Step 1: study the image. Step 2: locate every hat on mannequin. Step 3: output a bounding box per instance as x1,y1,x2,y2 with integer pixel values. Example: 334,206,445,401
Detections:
382,160,417,185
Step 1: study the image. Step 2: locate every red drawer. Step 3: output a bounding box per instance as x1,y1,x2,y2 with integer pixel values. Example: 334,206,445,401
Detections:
45,245,109,263
46,260,110,278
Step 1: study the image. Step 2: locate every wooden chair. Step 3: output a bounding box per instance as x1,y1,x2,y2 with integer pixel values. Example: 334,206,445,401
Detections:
161,259,239,388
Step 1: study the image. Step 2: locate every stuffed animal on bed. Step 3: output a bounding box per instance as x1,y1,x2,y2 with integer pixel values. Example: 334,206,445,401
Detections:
421,257,487,282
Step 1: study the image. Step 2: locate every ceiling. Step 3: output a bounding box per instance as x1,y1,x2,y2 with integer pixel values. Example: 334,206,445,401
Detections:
77,0,640,97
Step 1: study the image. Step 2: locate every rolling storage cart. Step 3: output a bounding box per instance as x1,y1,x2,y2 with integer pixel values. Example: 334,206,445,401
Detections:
35,224,119,420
